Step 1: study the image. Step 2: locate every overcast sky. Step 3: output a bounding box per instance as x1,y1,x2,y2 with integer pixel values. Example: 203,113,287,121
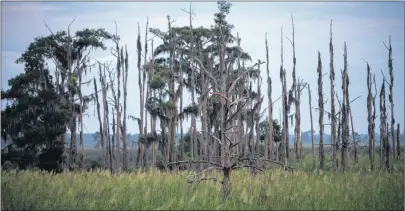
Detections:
2,2,404,135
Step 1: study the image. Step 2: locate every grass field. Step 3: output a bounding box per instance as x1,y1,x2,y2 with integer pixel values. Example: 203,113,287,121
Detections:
1,155,404,210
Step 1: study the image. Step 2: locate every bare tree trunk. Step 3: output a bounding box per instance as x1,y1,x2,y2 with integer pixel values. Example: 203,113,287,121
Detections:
67,25,78,171
349,107,358,163
307,84,316,170
372,74,377,169
366,61,374,170
380,80,389,169
265,34,273,162
329,20,337,174
136,22,144,169
115,45,122,172
142,19,149,170
341,42,349,172
397,123,400,157
100,64,112,173
111,107,116,171
280,27,288,169
188,6,197,169
336,103,341,169
94,77,105,168
290,14,300,162
255,64,262,155
180,58,184,161
386,36,396,158
122,46,129,171
106,101,113,174
167,16,177,169
317,51,325,170
79,70,84,168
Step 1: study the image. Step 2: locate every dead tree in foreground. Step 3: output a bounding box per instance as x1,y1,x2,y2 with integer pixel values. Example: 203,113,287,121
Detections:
341,42,350,172
383,36,396,158
317,51,325,170
380,78,390,170
364,59,375,170
168,59,294,200
329,20,337,174
307,84,316,170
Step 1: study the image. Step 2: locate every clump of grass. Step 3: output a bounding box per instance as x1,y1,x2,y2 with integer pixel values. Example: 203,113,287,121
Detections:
2,157,403,210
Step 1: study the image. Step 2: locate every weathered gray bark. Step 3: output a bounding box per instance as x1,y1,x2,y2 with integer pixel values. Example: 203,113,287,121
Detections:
317,51,325,170
341,42,349,172
280,27,288,168
136,22,145,169
386,36,396,158
380,80,389,169
366,61,374,170
78,66,84,168
396,123,400,157
265,34,273,162
329,20,337,174
307,84,315,170
289,14,300,162
142,19,149,169
122,46,129,171
93,77,105,168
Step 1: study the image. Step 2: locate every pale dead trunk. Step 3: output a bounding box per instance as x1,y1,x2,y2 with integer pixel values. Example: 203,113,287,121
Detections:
136,22,144,169
341,42,349,172
386,36,396,158
329,20,337,174
93,77,105,168
142,19,149,169
307,84,315,170
265,34,273,162
317,51,325,170
366,61,374,170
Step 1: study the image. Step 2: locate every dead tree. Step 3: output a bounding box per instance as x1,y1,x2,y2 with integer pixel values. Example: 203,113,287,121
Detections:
121,45,129,170
107,64,119,171
113,36,122,172
286,14,299,161
384,36,396,158
265,34,273,161
255,63,263,155
142,18,149,169
167,16,178,167
365,60,375,170
98,62,113,173
150,39,157,173
280,27,289,166
307,84,316,170
186,5,198,168
317,51,325,170
349,105,357,163
396,123,400,157
380,78,389,169
341,42,350,172
78,57,85,168
329,20,337,173
93,77,105,168
372,74,377,166
136,22,145,169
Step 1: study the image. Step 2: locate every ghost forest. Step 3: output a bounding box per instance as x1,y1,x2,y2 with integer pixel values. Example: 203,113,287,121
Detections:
1,2,404,210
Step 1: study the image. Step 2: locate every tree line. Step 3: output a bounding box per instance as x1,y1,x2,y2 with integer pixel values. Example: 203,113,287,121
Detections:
2,2,401,183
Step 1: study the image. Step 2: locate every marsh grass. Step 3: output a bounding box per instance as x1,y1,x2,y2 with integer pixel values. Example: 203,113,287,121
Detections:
2,156,403,210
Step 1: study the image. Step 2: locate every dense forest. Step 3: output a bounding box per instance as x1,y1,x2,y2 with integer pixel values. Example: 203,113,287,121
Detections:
1,2,403,210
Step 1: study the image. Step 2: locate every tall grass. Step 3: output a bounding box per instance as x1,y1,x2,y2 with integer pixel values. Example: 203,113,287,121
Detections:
2,156,403,210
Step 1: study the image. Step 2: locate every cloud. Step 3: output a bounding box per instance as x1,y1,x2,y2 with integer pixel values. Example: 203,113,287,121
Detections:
2,2,403,134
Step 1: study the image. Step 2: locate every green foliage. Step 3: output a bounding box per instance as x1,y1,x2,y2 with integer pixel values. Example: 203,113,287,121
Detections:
1,27,114,172
1,69,70,172
259,119,281,143
149,74,166,90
